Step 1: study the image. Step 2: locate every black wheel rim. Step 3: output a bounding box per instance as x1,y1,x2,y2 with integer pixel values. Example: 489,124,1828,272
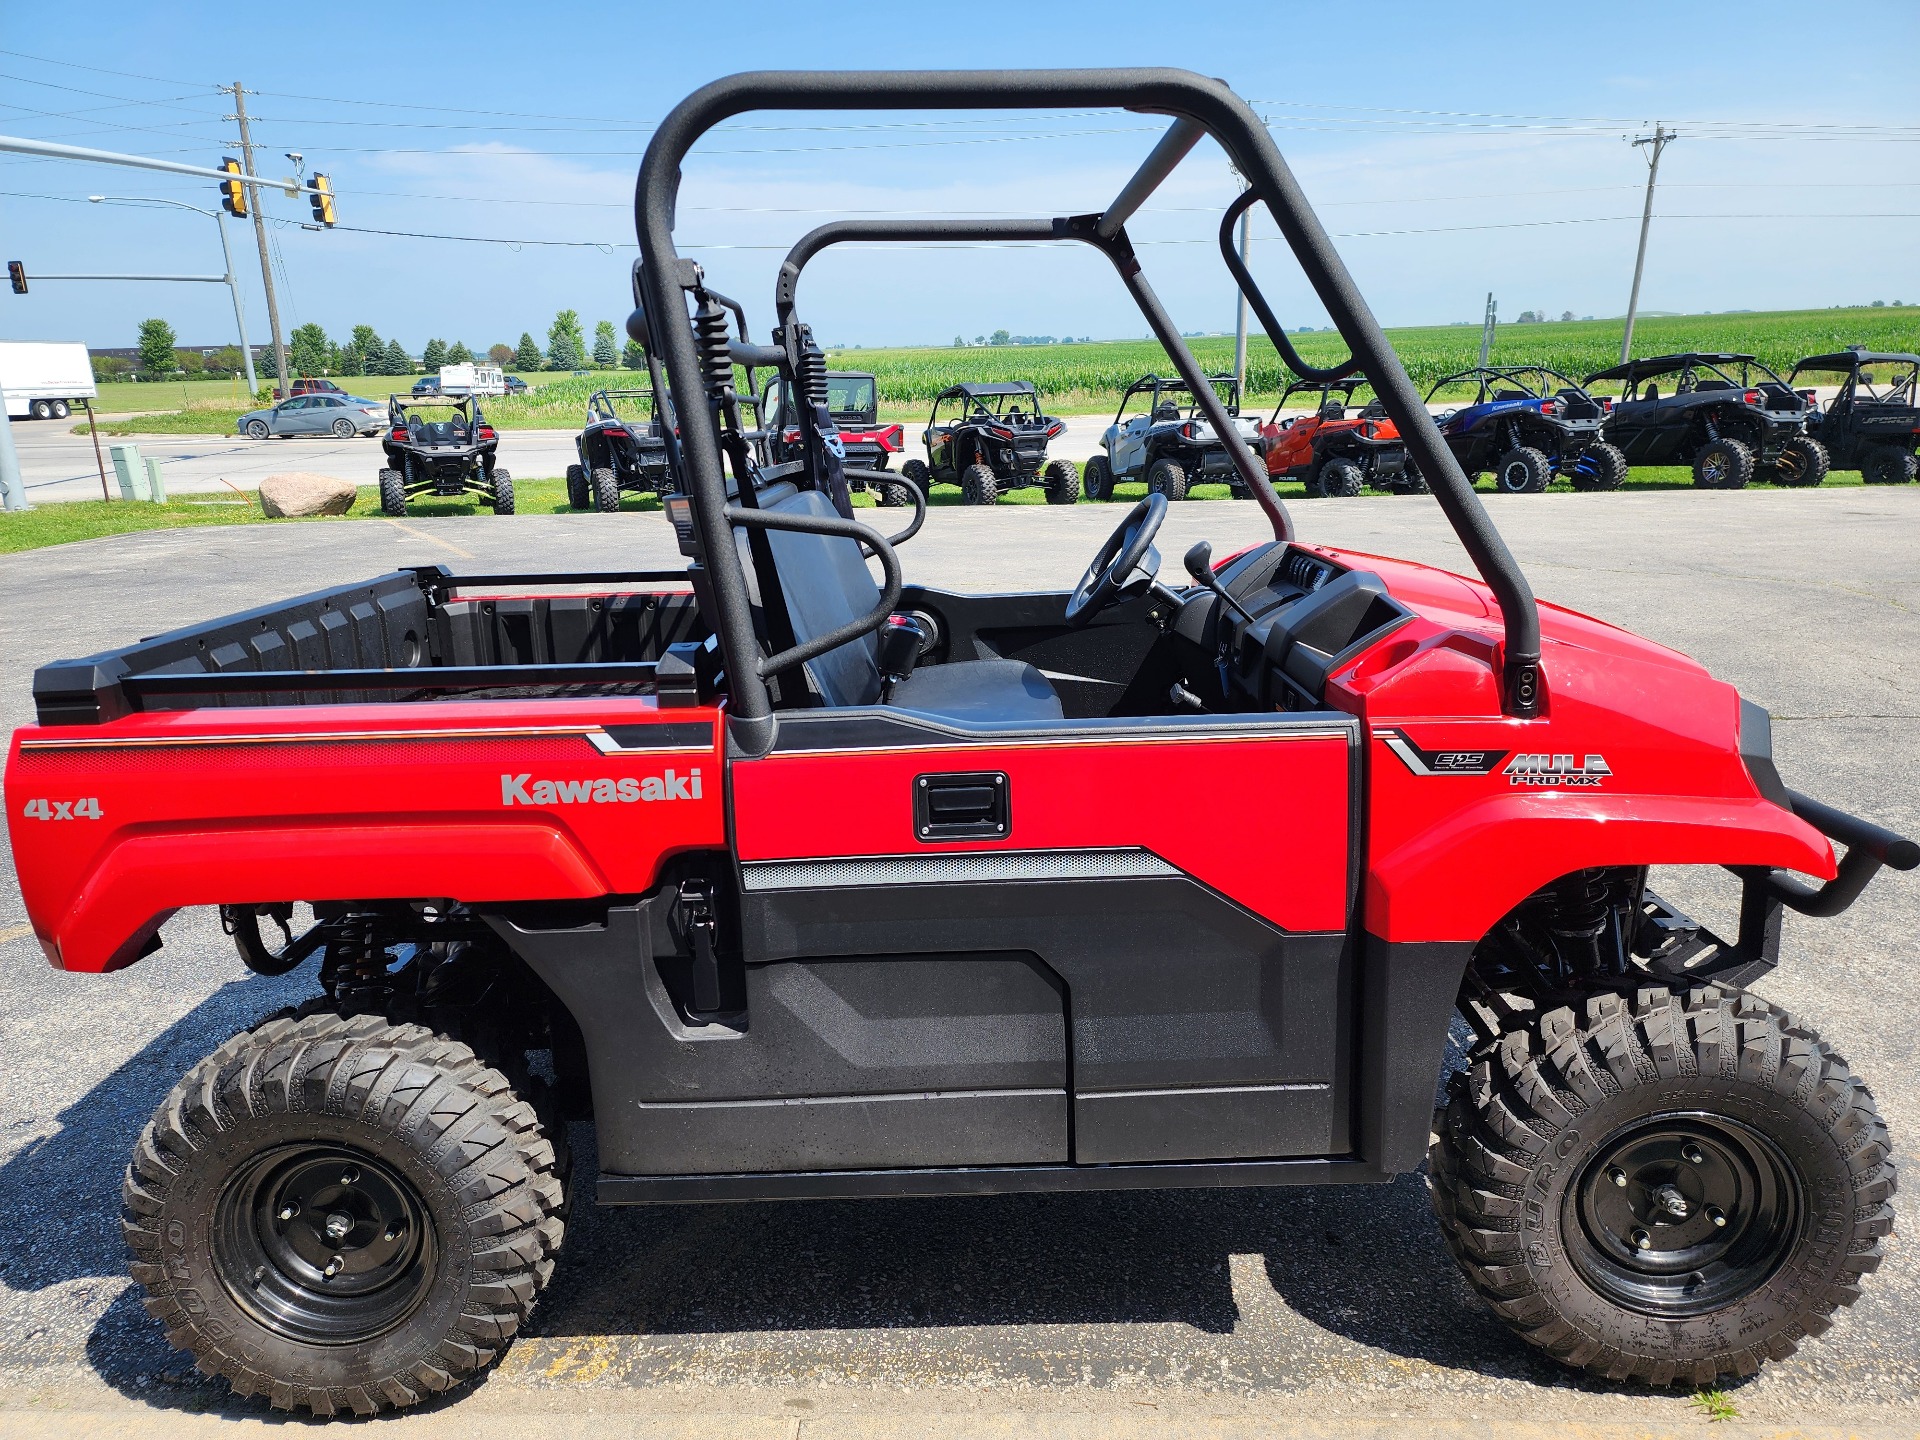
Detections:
1566,1111,1802,1318
213,1144,436,1345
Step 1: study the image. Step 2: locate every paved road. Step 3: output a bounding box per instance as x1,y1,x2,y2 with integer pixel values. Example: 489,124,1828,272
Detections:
1,489,1916,1434
12,425,583,503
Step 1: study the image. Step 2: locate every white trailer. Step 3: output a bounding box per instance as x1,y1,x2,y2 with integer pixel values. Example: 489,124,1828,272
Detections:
438,362,506,397
0,341,98,420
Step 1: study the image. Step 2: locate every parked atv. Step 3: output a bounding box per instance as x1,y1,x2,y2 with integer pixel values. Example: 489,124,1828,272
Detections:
566,389,674,512
1259,379,1415,497
1788,348,1920,485
1089,373,1262,501
1425,366,1625,494
900,381,1076,506
763,371,911,505
1584,353,1827,489
377,394,511,516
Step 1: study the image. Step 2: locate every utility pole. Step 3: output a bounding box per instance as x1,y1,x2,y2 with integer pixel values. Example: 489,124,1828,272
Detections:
1620,123,1676,365
227,83,287,396
1478,293,1497,368
1229,167,1252,394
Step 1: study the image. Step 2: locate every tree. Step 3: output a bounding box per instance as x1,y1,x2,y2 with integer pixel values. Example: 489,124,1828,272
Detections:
92,355,130,381
447,340,473,365
513,332,543,371
383,338,411,374
208,345,245,377
974,335,985,346
175,349,207,376
622,340,647,370
336,344,365,377
546,309,585,371
350,325,382,361
1560,310,1574,323
953,335,966,347
592,319,619,369
990,329,1010,346
489,342,515,366
289,322,331,377
136,317,178,376
421,338,449,370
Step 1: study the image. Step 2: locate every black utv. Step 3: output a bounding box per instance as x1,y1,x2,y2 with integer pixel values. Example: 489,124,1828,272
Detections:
377,395,511,516
567,389,674,512
1583,352,1827,489
904,380,1077,506
1425,366,1625,494
1788,349,1920,485
762,371,912,506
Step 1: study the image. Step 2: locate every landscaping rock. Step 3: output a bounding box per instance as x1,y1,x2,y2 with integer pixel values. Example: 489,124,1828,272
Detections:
258,472,356,518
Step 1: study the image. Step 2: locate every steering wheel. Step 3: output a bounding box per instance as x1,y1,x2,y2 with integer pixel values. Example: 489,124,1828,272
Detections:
1064,493,1167,627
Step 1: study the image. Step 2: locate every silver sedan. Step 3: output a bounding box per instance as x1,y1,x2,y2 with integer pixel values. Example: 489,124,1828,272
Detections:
236,394,385,439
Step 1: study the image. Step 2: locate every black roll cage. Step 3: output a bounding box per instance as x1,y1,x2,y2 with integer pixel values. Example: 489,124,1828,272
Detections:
1116,371,1241,423
587,388,659,425
633,69,1542,752
1425,365,1588,405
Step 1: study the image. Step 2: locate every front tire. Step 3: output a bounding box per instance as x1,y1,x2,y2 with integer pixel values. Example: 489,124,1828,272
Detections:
1146,457,1188,501
121,1013,567,1417
377,468,406,517
590,466,620,513
490,468,515,515
1042,457,1080,505
1494,446,1551,494
1083,453,1114,501
1693,436,1754,490
1568,442,1628,492
1430,985,1894,1387
960,463,999,505
1771,435,1829,488
246,419,271,440
1862,445,1919,485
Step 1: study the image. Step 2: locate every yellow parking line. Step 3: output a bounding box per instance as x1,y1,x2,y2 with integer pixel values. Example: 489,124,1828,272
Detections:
380,518,476,559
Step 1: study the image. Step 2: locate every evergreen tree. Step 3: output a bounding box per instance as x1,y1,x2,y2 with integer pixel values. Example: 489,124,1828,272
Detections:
546,309,585,371
288,322,331,377
622,340,647,370
446,340,473,365
350,325,382,363
513,332,543,371
136,317,178,376
421,338,449,370
383,338,411,374
336,344,365,377
592,320,619,369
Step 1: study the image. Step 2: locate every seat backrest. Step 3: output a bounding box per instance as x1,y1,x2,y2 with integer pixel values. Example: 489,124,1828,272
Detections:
744,488,884,707
1318,400,1346,421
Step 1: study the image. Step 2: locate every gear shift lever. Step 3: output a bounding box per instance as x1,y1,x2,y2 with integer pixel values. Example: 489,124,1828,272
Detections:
1183,541,1256,624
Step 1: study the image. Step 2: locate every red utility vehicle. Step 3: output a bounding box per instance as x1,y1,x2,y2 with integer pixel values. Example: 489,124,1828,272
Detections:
1259,377,1416,496
6,70,1911,1417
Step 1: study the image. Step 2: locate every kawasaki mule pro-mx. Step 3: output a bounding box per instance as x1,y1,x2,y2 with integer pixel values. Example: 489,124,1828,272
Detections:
5,71,1910,1417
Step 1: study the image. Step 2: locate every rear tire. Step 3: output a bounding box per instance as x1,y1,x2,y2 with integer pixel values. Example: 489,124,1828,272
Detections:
590,466,620,513
1316,459,1364,498
1568,442,1628,491
960,463,999,505
331,418,356,439
1042,457,1080,505
565,464,589,510
875,481,911,508
490,468,515,515
1083,453,1114,501
1862,445,1919,485
121,1012,567,1417
1692,436,1754,490
1771,435,1829,488
29,399,52,420
900,458,930,494
1147,457,1188,501
1494,446,1551,494
377,468,406,517
51,399,70,419
1430,985,1894,1387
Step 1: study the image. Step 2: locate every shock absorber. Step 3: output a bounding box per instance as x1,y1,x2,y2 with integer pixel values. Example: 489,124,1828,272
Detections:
1546,868,1619,979
318,917,395,1006
796,324,828,408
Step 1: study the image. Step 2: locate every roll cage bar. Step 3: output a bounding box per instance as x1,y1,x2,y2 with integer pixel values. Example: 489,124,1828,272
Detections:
1425,366,1591,404
632,69,1542,752
587,388,658,422
1116,372,1241,421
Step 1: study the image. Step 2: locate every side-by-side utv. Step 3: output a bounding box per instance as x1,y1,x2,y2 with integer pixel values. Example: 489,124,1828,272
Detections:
6,70,1906,1419
1788,348,1920,485
1424,365,1625,493
905,381,1077,505
377,394,511,516
1584,353,1827,489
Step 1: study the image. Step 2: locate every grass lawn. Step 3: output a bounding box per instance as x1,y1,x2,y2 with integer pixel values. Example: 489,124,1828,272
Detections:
0,465,1864,556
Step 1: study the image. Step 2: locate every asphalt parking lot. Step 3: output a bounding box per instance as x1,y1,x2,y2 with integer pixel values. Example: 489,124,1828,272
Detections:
1,488,1916,1436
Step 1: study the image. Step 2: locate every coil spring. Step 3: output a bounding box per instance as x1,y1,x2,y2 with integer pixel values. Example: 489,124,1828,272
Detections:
693,302,732,398
319,921,394,1002
1546,868,1615,977
798,333,828,407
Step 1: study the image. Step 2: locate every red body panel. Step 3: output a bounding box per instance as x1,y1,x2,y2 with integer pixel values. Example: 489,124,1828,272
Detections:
733,731,1352,934
5,699,724,971
1260,413,1403,476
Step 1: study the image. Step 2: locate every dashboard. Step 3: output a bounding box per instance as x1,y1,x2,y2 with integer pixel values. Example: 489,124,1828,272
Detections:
1172,543,1413,711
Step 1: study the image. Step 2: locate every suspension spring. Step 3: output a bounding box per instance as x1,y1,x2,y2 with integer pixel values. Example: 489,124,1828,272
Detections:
693,300,733,401
318,919,395,1004
797,326,828,407
1546,867,1617,978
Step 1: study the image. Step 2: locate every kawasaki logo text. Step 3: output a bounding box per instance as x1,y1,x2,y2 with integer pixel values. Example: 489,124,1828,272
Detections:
500,769,703,806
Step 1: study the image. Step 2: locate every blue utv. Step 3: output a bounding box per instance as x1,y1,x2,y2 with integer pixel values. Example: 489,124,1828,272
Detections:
1424,365,1626,494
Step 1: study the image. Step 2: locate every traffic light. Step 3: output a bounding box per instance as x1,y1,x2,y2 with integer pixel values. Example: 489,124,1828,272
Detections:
308,173,336,228
219,157,247,219
6,261,24,295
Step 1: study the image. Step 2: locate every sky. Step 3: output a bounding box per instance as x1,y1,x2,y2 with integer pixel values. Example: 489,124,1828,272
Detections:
2,0,1916,359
